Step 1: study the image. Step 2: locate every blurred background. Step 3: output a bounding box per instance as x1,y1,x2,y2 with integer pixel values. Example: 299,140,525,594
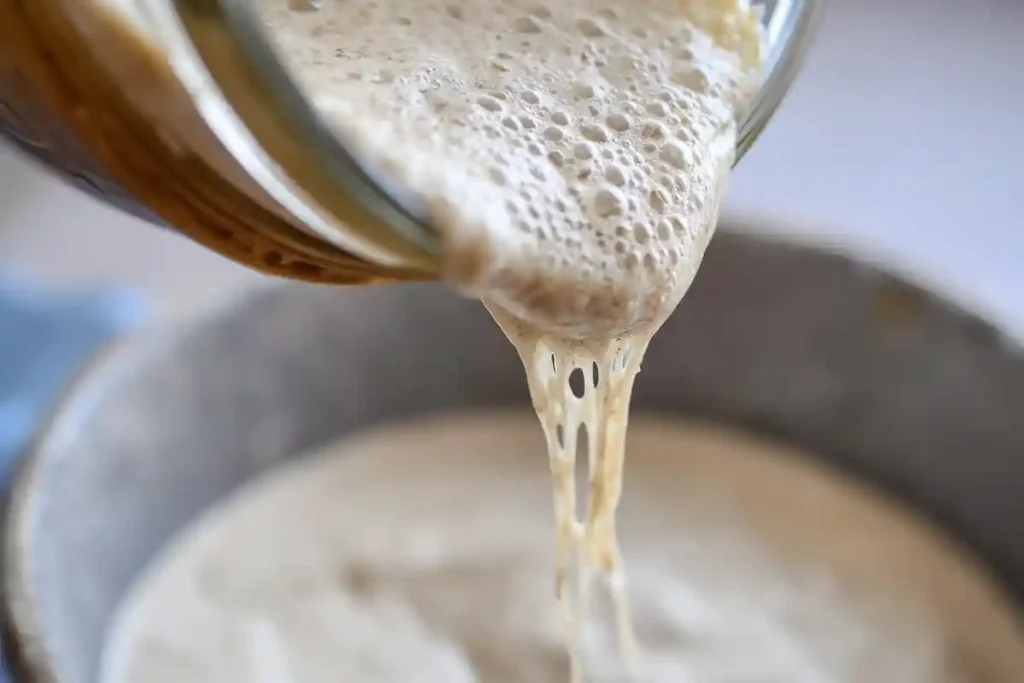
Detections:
1,0,1021,332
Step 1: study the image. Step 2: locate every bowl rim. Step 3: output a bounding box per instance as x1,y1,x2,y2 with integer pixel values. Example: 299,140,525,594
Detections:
3,227,1020,683
2,336,141,683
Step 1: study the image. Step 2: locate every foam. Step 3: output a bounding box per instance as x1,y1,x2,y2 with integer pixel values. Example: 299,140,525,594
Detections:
257,0,762,341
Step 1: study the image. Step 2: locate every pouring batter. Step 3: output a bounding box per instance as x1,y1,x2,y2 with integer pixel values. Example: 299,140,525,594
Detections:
249,1,761,674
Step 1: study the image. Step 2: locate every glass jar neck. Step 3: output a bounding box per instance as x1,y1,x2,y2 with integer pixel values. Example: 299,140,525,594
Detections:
149,0,825,274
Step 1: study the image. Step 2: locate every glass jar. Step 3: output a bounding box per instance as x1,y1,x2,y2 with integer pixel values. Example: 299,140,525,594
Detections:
0,0,824,284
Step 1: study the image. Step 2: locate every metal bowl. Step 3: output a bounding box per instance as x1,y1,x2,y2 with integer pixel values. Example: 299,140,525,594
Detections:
3,228,1024,683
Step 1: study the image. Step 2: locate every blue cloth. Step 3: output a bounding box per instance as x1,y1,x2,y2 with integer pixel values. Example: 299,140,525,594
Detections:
0,268,145,682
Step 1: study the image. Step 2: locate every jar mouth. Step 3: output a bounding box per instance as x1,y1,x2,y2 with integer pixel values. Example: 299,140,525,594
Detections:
150,0,825,271
737,0,826,161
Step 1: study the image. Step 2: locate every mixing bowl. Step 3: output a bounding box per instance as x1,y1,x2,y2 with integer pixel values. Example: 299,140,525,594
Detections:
3,227,1023,683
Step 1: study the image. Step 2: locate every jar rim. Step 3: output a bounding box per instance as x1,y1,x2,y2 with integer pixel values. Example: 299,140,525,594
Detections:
150,0,826,272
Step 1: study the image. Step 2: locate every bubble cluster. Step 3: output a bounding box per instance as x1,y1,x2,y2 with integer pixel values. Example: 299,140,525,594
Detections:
257,0,763,339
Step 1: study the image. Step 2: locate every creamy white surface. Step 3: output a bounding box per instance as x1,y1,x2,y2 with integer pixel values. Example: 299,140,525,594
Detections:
103,412,1024,683
258,0,761,338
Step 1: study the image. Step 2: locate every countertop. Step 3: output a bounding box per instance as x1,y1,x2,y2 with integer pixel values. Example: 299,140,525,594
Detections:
1,0,1022,335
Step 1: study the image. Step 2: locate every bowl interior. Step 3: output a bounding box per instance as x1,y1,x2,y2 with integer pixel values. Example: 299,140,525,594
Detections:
5,232,1024,683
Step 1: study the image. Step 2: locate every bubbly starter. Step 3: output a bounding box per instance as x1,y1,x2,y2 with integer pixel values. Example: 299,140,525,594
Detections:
246,0,763,676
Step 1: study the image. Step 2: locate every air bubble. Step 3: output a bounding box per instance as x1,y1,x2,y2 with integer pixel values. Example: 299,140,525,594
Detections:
569,367,586,398
521,89,541,105
520,115,537,129
549,151,565,168
643,253,656,270
550,110,570,126
606,113,631,132
660,140,692,170
657,220,672,240
674,47,695,62
573,142,594,160
580,123,608,143
445,4,463,19
476,95,502,112
642,121,667,140
397,16,412,26
514,16,543,33
572,83,596,100
646,101,668,118
489,167,507,185
543,126,564,142
672,68,710,93
605,165,626,187
593,188,624,218
649,189,667,214
502,116,520,131
532,6,552,19
633,224,650,245
577,18,605,37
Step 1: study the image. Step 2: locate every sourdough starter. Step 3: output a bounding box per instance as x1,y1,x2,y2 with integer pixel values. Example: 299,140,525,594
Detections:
247,2,764,674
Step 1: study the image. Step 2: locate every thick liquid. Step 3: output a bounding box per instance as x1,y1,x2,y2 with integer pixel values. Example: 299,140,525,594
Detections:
103,412,1024,682
255,3,762,675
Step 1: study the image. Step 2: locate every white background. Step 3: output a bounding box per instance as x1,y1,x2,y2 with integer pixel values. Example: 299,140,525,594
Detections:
2,0,1022,334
